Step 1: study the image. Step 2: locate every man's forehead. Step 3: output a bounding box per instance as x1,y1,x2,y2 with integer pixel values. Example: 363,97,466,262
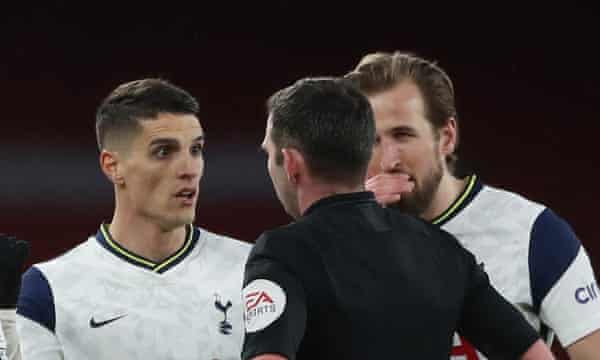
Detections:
369,83,426,126
371,83,423,111
141,113,204,140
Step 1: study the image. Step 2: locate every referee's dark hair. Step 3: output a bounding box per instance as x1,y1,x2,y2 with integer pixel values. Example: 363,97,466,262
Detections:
95,78,199,151
267,77,375,186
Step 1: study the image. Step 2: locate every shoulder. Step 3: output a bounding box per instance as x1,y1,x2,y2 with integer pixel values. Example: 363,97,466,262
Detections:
387,209,464,251
528,207,583,308
197,227,252,261
479,184,546,218
448,184,548,241
17,265,57,333
29,236,98,279
247,222,316,272
475,184,582,270
252,222,307,254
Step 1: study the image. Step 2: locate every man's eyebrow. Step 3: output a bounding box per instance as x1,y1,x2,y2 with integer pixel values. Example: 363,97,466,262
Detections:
149,135,204,147
388,125,415,133
148,138,179,147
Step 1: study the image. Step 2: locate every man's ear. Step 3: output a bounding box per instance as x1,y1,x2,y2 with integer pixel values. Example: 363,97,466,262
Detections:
281,148,305,185
439,117,458,157
100,150,124,185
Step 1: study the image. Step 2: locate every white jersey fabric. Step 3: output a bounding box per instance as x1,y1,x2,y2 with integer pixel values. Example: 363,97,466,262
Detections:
0,310,21,360
441,175,600,359
16,224,251,360
0,316,6,360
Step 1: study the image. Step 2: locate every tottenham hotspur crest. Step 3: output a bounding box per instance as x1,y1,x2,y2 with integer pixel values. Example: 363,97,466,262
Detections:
214,294,233,335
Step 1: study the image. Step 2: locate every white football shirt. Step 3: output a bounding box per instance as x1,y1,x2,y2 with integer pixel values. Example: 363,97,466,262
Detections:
441,175,600,359
17,224,251,360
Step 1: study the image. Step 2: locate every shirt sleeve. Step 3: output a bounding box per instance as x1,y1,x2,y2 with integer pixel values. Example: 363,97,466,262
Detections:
16,267,63,359
0,318,6,360
0,309,22,360
241,235,307,360
529,208,600,346
455,236,540,359
16,316,62,360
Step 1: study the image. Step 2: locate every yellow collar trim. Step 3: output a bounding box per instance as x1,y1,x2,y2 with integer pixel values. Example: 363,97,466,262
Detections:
431,174,477,225
100,224,193,272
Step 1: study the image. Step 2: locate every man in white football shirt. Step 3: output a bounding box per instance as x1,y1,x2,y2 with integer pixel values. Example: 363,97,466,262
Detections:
346,51,600,359
16,79,251,359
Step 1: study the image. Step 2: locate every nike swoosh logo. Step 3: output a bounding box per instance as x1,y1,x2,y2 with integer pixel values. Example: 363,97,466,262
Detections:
89,314,127,328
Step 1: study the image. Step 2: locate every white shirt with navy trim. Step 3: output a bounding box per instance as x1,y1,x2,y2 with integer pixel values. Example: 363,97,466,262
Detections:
444,180,600,359
16,225,251,360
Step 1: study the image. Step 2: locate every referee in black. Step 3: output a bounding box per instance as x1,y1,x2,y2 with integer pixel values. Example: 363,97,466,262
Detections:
242,77,554,359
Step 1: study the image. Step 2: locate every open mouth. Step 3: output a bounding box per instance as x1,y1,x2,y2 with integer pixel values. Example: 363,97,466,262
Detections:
175,189,197,200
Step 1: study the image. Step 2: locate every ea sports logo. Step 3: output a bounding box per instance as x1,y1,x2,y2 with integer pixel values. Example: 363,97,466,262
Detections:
246,291,274,311
243,279,286,333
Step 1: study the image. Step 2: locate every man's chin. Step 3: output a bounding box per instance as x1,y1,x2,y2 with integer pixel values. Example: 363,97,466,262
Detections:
167,212,195,230
181,213,196,226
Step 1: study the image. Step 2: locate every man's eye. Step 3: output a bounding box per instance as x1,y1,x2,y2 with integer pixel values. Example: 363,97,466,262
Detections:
191,144,204,155
393,131,413,140
155,147,170,158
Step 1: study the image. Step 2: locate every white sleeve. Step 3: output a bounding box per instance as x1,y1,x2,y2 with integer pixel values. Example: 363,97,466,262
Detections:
540,247,600,346
0,318,6,360
0,309,21,360
529,208,600,347
16,266,64,360
16,315,63,360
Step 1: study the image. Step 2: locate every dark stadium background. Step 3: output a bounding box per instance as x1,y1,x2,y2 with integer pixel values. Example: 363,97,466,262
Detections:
2,3,599,358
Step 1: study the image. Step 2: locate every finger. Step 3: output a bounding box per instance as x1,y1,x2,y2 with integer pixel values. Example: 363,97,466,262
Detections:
367,181,414,195
366,176,409,190
366,175,413,191
366,173,409,185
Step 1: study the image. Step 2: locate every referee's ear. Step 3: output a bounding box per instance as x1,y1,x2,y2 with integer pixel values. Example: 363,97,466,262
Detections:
281,148,304,186
99,150,124,185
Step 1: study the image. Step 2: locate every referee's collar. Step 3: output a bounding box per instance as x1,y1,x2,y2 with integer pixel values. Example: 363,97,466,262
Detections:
303,191,376,217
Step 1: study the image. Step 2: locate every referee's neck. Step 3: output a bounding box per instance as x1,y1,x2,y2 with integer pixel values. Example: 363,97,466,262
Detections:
298,181,364,217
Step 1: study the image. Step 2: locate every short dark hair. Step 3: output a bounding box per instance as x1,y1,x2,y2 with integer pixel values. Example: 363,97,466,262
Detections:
267,77,375,185
95,78,199,150
345,51,459,169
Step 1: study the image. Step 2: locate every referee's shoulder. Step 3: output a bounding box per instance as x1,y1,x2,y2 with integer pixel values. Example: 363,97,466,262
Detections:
251,222,309,259
387,209,463,249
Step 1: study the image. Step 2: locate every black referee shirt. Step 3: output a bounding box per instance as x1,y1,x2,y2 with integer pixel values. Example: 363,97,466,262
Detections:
242,192,539,359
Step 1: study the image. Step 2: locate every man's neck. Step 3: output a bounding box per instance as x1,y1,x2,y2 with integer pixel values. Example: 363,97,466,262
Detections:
298,182,364,217
108,210,187,263
421,172,469,222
